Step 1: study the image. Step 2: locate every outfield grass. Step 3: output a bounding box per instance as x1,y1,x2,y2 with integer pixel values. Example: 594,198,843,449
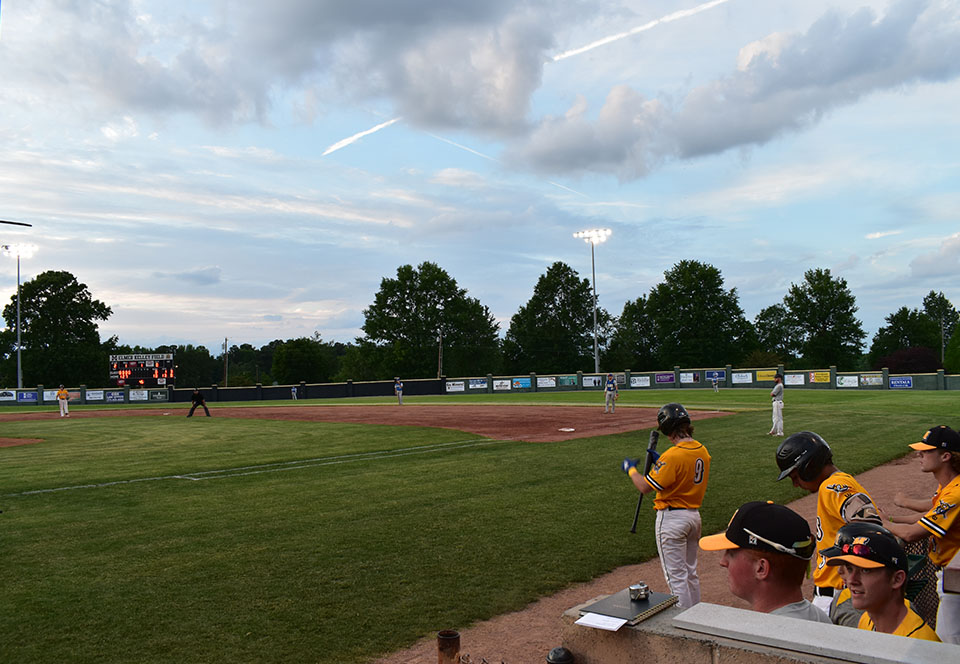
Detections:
0,389,954,663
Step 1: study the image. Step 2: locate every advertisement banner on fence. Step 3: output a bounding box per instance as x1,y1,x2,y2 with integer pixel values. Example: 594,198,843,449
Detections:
680,372,700,384
493,379,511,391
106,390,125,403
130,390,149,401
837,375,859,388
631,375,651,387
583,375,603,388
558,375,578,387
756,370,779,382
785,374,805,386
468,379,487,390
860,374,883,387
512,377,532,389
537,376,556,388
86,390,105,401
0,389,16,401
732,372,753,384
446,381,465,392
809,371,831,384
655,373,675,384
705,370,726,381
149,390,169,401
17,391,38,403
43,390,58,402
890,376,913,389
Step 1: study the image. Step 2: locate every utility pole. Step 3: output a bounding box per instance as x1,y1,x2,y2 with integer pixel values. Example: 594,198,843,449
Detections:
223,337,229,387
437,329,444,379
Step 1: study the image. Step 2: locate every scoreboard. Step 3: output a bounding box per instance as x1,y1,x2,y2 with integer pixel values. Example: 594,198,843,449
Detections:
109,353,175,387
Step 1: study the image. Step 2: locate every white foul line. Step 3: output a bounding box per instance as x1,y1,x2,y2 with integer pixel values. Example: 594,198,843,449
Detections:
4,437,504,497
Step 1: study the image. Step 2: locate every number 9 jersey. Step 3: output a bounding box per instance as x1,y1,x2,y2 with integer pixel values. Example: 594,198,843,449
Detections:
644,440,711,510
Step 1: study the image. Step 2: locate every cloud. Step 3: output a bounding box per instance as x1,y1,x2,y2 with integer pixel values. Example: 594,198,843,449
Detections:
510,0,960,178
155,266,223,286
910,232,960,277
866,230,903,239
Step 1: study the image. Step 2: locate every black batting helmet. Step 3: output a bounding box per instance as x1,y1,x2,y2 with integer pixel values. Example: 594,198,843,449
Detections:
776,431,833,482
657,403,691,436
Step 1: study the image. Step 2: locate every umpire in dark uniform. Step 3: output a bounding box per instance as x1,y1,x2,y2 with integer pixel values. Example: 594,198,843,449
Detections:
187,387,211,417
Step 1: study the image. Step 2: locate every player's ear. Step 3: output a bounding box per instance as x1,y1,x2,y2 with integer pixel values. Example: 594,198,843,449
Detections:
755,556,771,580
890,569,907,590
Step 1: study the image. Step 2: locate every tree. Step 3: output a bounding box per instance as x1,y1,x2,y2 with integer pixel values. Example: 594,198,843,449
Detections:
922,291,960,364
1,270,112,386
753,303,801,364
781,268,866,370
362,262,500,378
867,307,939,370
503,262,608,373
604,296,658,371
875,347,940,374
644,260,754,368
272,337,332,384
945,327,960,374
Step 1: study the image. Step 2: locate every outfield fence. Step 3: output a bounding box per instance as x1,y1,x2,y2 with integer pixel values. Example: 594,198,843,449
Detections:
3,365,957,406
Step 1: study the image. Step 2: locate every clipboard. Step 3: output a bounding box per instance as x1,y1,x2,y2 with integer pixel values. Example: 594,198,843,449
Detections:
578,588,678,625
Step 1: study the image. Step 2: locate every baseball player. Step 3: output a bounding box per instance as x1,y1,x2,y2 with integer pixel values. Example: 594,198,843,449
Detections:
603,373,618,413
394,378,403,405
767,373,783,436
622,403,711,609
291,385,298,400
187,387,211,417
886,425,960,644
775,431,882,622
822,522,940,641
56,384,70,418
700,501,830,622
711,374,719,393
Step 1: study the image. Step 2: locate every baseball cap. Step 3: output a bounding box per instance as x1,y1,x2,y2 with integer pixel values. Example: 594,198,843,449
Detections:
699,501,815,560
822,523,907,572
909,425,960,452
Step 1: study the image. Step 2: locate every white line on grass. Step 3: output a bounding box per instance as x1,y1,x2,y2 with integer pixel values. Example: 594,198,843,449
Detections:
4,437,505,497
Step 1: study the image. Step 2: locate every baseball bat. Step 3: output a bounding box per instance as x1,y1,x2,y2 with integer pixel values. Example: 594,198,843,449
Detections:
630,430,660,534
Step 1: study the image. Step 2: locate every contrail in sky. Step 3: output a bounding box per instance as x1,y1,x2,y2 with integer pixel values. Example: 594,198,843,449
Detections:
321,117,401,156
551,0,732,62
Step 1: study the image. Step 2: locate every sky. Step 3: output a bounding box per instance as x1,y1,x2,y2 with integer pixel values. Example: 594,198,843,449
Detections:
0,0,958,354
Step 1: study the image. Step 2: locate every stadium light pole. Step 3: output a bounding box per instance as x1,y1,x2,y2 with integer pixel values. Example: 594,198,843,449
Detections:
1,243,38,389
572,229,612,374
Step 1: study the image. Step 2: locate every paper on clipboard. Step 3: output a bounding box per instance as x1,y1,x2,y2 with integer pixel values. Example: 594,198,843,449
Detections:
575,612,629,631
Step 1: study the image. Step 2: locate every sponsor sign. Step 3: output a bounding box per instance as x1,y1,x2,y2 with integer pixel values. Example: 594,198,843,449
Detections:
537,376,557,388
105,390,125,403
0,389,16,401
445,381,465,393
493,379,512,391
784,374,805,386
756,370,779,382
705,370,726,381
732,372,753,384
512,377,532,389
809,371,831,384
860,374,883,387
17,391,38,403
583,375,603,388
149,390,169,401
889,376,913,389
558,375,578,387
680,372,700,384
130,389,149,402
655,373,675,384
630,375,651,388
86,390,105,401
836,375,859,388
43,390,59,401
468,379,487,390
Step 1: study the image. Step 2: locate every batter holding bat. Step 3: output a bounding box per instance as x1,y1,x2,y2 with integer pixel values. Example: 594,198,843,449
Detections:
622,402,711,609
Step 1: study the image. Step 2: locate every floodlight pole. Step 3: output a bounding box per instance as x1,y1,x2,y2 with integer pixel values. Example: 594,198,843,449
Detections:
15,251,22,388
572,229,612,374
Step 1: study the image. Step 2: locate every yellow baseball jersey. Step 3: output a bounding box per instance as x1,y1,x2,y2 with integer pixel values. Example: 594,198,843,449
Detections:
56,388,69,400
858,606,940,641
814,471,881,589
918,475,960,568
644,439,710,510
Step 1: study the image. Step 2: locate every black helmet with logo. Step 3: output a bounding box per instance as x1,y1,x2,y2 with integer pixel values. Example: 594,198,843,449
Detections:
776,431,833,482
657,403,691,436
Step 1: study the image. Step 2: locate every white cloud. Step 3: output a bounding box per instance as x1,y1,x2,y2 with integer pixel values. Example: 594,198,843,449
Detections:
866,230,902,239
910,232,960,277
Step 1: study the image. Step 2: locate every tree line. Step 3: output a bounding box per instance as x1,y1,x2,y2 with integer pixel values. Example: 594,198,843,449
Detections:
2,264,958,387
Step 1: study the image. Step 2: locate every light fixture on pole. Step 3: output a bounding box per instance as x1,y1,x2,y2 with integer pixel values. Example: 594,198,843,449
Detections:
572,228,612,374
1,243,38,389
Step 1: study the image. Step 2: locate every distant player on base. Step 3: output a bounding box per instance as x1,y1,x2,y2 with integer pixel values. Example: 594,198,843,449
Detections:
603,373,618,413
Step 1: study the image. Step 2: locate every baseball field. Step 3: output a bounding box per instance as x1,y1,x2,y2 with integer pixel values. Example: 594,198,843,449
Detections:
0,388,953,663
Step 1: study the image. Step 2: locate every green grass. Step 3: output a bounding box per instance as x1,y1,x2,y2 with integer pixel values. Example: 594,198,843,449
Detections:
0,389,952,662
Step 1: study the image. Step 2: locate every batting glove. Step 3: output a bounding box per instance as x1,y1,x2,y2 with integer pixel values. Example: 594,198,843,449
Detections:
621,457,637,474
648,449,661,463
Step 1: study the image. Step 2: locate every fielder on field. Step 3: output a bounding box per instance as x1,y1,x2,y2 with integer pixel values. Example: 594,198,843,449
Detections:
56,384,70,418
768,373,784,436
885,425,960,644
776,432,881,623
623,403,711,609
603,373,618,413
394,377,403,405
